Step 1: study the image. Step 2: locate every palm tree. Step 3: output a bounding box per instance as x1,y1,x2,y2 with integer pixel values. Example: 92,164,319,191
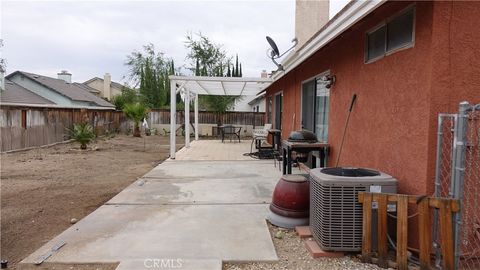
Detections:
68,123,95,149
123,103,149,137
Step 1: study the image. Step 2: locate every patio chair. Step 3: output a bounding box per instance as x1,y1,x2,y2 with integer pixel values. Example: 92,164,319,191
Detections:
221,125,242,143
250,123,272,153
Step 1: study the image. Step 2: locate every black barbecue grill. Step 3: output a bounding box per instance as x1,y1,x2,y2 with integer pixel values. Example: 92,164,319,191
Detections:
287,130,318,144
282,130,329,175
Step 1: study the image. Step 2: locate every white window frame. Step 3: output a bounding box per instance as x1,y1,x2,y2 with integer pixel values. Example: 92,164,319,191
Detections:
365,4,416,64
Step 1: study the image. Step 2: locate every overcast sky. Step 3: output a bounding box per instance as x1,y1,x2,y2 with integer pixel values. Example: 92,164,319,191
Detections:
1,0,349,85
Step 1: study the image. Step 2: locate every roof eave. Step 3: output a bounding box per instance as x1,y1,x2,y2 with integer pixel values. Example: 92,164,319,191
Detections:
269,0,386,84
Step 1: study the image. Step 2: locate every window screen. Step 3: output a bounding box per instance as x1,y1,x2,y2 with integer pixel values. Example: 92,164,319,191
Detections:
365,6,415,62
387,8,414,51
366,25,386,61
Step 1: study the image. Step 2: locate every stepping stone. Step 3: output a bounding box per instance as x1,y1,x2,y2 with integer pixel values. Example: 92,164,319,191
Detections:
295,226,312,238
304,239,344,258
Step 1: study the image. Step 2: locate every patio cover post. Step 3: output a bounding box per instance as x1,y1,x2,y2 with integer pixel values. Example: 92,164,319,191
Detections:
185,87,190,148
195,93,199,141
170,79,176,159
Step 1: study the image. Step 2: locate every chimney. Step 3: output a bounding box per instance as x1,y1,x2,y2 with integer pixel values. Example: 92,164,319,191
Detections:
57,70,72,83
261,70,268,78
295,0,330,48
103,73,111,100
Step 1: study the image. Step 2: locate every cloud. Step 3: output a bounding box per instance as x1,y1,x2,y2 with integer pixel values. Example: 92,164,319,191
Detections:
2,0,295,83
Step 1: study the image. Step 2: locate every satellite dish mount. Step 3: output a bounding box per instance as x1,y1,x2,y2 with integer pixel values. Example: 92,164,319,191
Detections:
266,36,298,71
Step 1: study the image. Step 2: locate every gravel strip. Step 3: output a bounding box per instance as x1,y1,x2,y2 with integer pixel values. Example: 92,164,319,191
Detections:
224,223,390,270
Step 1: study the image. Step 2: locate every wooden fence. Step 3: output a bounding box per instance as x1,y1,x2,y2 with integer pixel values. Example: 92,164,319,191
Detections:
358,192,459,270
148,109,265,127
0,106,265,152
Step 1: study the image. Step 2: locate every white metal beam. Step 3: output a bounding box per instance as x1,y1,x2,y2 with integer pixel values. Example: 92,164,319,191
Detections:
170,79,176,159
194,93,199,141
169,75,271,83
238,82,247,96
220,81,227,95
175,81,188,94
184,87,190,148
196,81,211,95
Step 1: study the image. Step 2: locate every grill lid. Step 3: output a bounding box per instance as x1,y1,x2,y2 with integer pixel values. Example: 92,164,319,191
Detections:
287,130,318,143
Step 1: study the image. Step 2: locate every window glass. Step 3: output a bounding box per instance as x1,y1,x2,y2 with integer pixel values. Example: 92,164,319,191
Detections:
274,94,282,130
315,79,330,142
387,8,414,51
267,96,272,124
366,25,386,61
301,80,316,132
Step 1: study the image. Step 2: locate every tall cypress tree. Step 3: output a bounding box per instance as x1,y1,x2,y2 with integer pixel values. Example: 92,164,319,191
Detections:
195,59,200,76
227,64,231,77
231,64,235,77
235,54,239,77
239,63,242,77
125,43,174,108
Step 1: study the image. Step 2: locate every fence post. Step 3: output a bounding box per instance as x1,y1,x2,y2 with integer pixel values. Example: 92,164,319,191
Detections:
452,101,470,268
397,195,409,270
433,114,446,266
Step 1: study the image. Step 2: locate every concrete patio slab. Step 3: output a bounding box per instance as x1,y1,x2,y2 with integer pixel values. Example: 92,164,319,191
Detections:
174,140,254,160
144,160,279,179
107,177,275,205
116,259,222,270
20,140,280,269
21,204,277,267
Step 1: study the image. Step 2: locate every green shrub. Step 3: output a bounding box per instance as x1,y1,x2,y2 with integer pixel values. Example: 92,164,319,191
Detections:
123,103,149,137
112,87,138,110
68,123,95,149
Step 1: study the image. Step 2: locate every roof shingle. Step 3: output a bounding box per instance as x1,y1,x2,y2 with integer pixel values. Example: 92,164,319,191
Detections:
8,71,114,107
1,80,54,105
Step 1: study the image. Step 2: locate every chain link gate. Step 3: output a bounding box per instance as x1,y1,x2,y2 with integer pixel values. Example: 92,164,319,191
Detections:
434,102,480,270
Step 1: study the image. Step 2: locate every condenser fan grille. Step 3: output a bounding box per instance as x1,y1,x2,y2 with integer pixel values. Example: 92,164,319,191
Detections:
310,181,366,251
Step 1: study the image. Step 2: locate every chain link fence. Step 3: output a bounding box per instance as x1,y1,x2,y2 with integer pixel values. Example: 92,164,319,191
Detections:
434,102,480,270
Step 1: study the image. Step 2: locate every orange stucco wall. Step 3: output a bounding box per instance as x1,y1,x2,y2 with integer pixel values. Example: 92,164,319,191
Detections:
265,1,480,196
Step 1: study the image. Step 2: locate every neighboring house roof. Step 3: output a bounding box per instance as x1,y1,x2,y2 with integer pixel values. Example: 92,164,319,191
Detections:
74,82,101,94
1,79,54,105
248,93,266,105
6,71,114,108
83,77,125,90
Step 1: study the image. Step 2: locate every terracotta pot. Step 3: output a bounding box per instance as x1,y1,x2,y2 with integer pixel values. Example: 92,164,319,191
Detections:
270,174,310,218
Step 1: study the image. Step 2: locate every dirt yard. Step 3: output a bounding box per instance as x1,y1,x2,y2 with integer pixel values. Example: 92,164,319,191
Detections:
0,134,179,269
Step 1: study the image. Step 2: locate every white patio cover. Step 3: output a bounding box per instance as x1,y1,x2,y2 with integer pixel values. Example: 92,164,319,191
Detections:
169,75,272,158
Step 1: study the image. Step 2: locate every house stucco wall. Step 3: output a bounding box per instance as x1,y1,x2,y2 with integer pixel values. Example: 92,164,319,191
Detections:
249,98,266,112
265,1,480,197
85,79,122,100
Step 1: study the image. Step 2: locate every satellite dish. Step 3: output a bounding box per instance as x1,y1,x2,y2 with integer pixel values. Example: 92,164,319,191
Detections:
266,36,280,58
265,36,298,72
